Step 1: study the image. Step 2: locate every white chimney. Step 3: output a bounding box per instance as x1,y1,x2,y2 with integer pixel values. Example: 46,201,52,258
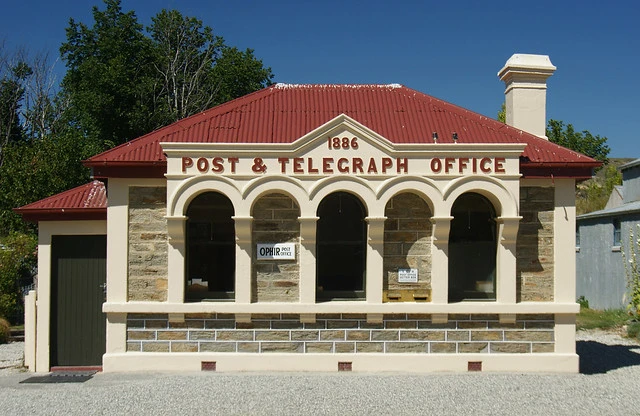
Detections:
498,54,556,139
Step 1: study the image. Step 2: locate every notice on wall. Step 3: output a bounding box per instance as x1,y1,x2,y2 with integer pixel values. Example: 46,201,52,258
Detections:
398,268,419,283
257,243,296,260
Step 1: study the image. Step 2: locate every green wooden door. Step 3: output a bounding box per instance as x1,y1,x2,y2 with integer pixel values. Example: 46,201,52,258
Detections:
50,235,106,367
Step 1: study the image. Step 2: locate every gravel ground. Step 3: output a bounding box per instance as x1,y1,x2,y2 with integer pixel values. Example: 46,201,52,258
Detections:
0,330,638,415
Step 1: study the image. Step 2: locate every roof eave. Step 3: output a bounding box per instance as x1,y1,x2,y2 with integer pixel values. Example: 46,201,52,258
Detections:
520,160,602,180
13,207,107,223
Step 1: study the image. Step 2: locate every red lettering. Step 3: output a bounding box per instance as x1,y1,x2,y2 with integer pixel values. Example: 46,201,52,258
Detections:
323,158,334,174
181,157,193,173
352,158,364,173
472,157,478,173
278,158,289,173
480,157,492,173
495,157,506,173
308,158,319,174
228,157,239,174
445,157,455,173
367,158,378,174
211,157,224,173
293,157,304,174
430,158,442,173
381,158,393,173
197,157,208,173
337,158,349,173
458,158,469,174
397,158,408,174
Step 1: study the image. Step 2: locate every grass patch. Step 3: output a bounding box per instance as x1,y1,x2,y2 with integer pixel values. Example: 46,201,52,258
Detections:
576,307,630,330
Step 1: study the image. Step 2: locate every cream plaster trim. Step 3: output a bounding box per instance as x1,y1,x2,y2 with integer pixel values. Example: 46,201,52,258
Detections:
442,175,519,217
103,352,578,373
24,290,36,371
555,313,576,354
103,302,579,314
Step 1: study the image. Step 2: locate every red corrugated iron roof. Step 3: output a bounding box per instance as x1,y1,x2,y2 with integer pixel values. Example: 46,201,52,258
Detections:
84,84,599,178
14,180,107,222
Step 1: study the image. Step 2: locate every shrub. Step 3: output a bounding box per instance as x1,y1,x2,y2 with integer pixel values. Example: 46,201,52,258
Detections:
0,317,10,344
622,224,640,318
577,296,589,309
628,321,640,340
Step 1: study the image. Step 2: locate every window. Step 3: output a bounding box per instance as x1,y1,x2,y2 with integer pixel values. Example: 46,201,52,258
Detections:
448,193,497,302
316,192,367,300
576,226,580,248
185,192,235,301
613,219,621,247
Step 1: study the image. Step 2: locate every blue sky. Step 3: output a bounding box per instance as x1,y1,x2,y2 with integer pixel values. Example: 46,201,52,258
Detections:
1,0,638,158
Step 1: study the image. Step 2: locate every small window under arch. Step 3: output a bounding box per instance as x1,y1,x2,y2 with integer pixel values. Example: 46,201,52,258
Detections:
185,192,235,301
448,192,497,302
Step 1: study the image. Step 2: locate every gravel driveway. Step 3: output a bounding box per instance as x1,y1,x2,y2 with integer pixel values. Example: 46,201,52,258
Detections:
0,330,638,415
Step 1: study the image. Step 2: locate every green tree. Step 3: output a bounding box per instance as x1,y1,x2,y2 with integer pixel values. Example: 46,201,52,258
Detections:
575,164,622,214
60,0,154,147
61,1,274,146
147,9,272,125
211,46,273,104
546,119,610,163
147,9,224,125
497,103,610,163
0,232,36,323
0,52,31,168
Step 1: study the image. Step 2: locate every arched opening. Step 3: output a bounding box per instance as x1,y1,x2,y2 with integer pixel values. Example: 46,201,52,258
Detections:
185,192,235,301
448,192,497,302
316,192,367,300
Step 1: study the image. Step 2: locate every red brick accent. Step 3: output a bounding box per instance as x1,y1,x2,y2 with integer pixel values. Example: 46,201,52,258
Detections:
468,361,482,372
201,361,217,371
338,362,352,371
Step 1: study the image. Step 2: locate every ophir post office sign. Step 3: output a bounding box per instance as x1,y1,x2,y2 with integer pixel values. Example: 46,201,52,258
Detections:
257,243,296,260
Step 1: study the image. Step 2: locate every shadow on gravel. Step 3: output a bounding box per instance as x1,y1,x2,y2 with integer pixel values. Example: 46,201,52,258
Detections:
577,340,640,375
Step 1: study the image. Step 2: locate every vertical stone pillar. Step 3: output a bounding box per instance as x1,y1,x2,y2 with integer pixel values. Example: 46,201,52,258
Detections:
554,179,577,302
366,217,386,304
430,216,453,304
298,217,319,304
233,216,253,304
165,216,186,303
496,216,521,304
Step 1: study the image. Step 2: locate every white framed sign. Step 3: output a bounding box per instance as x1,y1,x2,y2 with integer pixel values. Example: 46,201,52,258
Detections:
398,268,418,283
257,243,296,260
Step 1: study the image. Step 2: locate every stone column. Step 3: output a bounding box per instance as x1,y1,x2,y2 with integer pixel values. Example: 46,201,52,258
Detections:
233,216,253,304
298,217,319,304
554,179,577,302
496,216,521,304
165,216,186,303
430,216,453,304
366,217,386,304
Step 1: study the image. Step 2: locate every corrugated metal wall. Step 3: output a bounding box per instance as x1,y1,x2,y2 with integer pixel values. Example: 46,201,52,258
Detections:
576,216,638,310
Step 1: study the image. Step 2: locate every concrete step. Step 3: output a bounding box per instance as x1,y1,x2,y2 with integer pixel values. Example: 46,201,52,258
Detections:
10,328,24,342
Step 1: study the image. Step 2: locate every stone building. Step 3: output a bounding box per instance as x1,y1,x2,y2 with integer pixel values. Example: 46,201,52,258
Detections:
17,54,599,373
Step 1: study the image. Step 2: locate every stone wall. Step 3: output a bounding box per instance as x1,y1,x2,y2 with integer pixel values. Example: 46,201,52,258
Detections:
128,187,168,301
126,313,555,354
252,194,300,302
383,193,432,300
517,187,554,301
